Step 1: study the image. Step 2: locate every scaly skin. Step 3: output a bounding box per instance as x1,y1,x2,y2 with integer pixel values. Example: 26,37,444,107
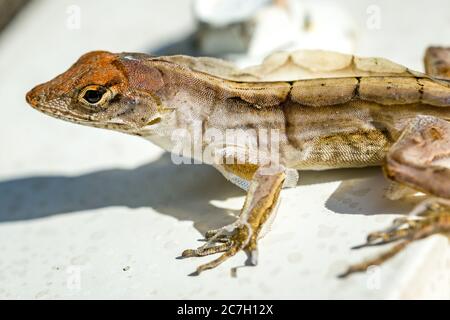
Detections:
26,48,450,277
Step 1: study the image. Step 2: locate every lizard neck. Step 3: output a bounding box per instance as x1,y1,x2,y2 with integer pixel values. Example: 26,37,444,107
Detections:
138,61,289,166
136,62,215,154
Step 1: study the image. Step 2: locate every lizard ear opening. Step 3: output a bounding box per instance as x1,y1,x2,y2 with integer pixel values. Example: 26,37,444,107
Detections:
79,85,113,108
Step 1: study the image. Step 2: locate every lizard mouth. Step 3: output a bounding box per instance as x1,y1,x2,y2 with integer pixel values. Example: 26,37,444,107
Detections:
26,95,89,122
26,94,100,127
28,99,136,133
26,89,111,127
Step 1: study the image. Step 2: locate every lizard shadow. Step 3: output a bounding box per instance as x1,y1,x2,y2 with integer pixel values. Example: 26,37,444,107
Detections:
0,154,418,234
148,33,232,58
149,33,202,57
307,166,422,216
0,153,241,233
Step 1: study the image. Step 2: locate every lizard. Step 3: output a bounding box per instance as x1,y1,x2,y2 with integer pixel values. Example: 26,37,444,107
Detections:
26,47,450,277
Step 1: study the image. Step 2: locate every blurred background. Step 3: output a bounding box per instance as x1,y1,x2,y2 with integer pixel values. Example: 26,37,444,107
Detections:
0,0,448,299
2,0,450,68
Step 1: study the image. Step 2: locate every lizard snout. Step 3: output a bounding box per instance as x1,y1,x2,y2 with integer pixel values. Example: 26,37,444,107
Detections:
26,84,47,108
26,87,39,107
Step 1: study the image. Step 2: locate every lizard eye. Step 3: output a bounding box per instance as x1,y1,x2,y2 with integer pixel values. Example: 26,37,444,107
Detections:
79,85,112,107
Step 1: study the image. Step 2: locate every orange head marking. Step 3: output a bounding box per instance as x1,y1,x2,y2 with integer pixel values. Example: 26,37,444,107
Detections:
26,51,165,132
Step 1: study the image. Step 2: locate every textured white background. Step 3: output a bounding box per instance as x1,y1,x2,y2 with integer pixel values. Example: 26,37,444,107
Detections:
0,0,449,299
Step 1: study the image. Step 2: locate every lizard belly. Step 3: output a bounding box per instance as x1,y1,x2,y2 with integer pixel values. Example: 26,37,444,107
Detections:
289,129,391,170
282,101,393,170
282,100,450,170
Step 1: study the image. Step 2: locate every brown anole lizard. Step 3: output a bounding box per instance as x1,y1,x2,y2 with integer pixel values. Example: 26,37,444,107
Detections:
26,47,450,277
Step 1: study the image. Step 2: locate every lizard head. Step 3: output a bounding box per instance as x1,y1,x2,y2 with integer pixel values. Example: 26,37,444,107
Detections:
26,51,166,134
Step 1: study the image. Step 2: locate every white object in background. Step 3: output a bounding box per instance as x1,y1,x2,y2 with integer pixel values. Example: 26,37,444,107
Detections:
194,0,358,67
194,0,271,26
238,0,358,67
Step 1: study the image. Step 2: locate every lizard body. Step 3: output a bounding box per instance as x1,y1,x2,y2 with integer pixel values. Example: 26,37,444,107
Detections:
26,48,450,276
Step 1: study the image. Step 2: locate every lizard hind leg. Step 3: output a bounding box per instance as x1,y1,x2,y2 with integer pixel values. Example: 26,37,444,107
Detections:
339,198,450,278
341,115,450,278
424,46,450,80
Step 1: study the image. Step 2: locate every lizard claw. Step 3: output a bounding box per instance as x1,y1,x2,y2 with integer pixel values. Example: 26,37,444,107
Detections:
340,199,450,278
181,223,254,275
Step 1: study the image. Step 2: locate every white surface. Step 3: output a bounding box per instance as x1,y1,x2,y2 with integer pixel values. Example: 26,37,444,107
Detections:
0,0,449,299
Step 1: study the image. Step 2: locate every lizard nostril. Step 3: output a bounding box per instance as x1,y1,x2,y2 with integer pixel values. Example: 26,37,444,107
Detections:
26,86,43,107
25,90,34,105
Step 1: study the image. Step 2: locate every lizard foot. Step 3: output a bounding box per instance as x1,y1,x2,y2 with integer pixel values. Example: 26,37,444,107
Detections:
339,198,450,278
180,165,285,275
181,223,257,275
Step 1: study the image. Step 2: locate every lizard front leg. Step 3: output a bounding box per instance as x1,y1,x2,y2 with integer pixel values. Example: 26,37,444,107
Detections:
340,115,450,277
181,164,286,275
